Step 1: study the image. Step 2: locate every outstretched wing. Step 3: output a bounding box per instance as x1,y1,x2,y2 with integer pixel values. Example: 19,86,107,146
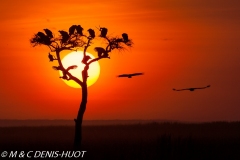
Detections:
117,74,129,77
173,85,210,91
173,88,190,91
193,85,211,90
117,72,144,78
130,72,144,76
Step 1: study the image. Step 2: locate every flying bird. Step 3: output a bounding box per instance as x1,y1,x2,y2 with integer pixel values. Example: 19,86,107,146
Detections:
117,73,144,78
173,85,211,91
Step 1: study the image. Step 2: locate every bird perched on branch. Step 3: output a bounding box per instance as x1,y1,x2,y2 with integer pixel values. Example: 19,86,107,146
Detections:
69,25,83,36
52,65,77,71
52,65,78,80
76,25,83,36
100,27,108,37
94,47,109,58
36,32,51,45
117,72,144,78
36,32,47,39
87,29,95,38
59,30,70,43
122,33,129,42
44,29,53,38
48,53,57,62
69,25,76,35
173,85,211,91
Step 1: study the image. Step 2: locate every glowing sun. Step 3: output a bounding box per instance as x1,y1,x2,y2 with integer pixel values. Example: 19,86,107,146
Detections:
60,51,100,88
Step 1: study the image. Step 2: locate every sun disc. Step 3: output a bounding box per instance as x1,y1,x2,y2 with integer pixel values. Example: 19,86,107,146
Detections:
59,51,100,88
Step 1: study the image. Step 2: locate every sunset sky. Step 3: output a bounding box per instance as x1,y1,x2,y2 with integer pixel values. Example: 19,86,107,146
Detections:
0,0,240,122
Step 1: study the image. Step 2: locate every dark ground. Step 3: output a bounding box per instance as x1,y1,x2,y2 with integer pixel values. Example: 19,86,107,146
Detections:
0,122,240,160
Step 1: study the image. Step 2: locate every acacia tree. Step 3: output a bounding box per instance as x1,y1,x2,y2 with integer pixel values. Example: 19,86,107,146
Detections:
30,25,133,148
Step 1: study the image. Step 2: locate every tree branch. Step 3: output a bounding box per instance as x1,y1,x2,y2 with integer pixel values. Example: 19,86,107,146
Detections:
104,37,112,52
83,38,92,57
87,56,110,66
58,47,76,52
30,26,133,89
55,49,83,86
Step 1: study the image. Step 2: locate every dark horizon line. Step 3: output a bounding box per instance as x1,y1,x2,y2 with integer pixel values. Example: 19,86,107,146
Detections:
0,118,239,122
1,119,239,127
0,119,177,122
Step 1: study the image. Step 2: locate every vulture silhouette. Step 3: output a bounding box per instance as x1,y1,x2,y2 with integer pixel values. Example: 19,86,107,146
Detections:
117,73,144,78
100,27,108,37
76,25,83,35
173,85,211,91
36,32,51,45
69,25,76,35
44,29,53,38
48,53,57,62
94,47,108,58
37,32,47,39
59,30,69,43
87,29,95,38
52,65,78,80
122,33,129,42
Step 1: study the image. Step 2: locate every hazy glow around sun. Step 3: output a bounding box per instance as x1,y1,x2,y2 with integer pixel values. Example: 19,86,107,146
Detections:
60,51,100,88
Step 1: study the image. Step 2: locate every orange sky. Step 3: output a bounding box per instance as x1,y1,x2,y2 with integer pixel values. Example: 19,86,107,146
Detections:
0,0,240,121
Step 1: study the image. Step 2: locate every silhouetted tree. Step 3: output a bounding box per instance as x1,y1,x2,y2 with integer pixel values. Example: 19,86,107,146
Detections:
30,25,133,148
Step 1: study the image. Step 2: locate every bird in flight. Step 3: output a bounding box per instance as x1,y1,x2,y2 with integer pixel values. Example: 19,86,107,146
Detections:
173,85,210,91
117,72,144,78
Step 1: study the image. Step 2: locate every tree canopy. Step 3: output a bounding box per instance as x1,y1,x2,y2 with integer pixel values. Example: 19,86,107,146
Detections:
30,25,133,86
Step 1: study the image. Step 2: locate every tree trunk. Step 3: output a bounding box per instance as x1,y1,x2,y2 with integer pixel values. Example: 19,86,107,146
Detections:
74,83,88,149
